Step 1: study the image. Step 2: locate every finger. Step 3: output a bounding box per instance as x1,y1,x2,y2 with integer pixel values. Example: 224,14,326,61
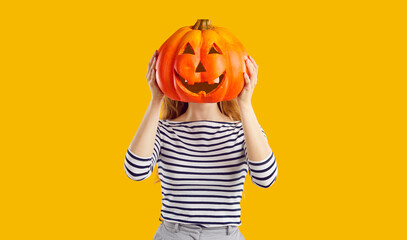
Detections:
249,56,258,70
243,72,250,88
246,59,255,77
247,73,255,88
245,58,251,71
152,55,157,68
151,53,157,69
147,63,154,80
146,69,151,81
149,64,155,78
248,57,258,74
149,57,156,73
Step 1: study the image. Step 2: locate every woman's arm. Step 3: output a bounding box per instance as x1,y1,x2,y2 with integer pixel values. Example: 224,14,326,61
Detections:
239,103,272,161
237,55,273,162
124,50,164,181
128,98,162,158
129,50,163,157
124,98,162,181
237,56,278,188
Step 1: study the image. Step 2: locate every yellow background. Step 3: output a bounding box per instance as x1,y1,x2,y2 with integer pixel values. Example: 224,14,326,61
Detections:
1,0,406,239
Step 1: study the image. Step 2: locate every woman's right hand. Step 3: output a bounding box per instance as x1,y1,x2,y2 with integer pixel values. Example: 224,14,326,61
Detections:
146,50,164,101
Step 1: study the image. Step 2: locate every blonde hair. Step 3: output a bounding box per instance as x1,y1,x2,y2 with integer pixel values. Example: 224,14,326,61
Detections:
159,95,242,123
154,95,242,184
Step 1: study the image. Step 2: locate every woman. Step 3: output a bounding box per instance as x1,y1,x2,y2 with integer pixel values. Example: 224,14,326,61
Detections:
124,51,278,239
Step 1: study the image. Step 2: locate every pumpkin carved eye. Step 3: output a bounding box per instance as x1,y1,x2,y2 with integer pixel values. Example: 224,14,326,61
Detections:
182,43,195,55
208,43,222,54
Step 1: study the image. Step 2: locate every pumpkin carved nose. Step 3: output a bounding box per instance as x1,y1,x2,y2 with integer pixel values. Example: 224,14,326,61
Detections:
195,61,206,73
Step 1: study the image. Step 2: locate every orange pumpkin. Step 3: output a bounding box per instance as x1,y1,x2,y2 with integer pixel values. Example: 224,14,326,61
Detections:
155,19,248,103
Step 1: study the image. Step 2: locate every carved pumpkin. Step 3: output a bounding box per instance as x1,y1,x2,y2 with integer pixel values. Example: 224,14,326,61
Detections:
155,19,248,103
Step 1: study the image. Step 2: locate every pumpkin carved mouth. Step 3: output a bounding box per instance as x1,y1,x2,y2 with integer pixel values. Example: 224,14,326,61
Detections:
174,69,225,95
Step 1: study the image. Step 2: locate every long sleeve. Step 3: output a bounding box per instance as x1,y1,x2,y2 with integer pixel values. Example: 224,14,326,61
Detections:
124,122,162,181
243,126,278,188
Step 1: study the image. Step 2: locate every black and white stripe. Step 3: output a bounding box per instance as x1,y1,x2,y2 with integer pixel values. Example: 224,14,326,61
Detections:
124,119,277,227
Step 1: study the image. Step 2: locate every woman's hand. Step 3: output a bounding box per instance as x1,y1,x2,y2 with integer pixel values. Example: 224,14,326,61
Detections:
237,55,258,108
146,50,164,101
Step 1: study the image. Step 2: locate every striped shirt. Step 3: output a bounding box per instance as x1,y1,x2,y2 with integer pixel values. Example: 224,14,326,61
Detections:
124,119,278,227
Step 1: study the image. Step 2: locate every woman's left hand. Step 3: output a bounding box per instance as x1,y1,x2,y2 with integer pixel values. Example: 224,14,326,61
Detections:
237,55,258,108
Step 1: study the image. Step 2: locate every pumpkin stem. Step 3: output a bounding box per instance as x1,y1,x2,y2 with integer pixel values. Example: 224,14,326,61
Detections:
192,19,214,30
